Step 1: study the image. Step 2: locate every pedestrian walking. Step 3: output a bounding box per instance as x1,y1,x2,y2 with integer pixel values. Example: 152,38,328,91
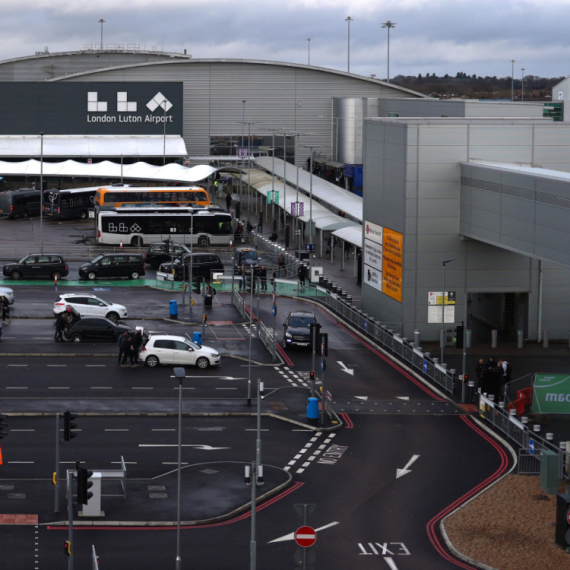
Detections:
298,263,308,287
278,253,286,277
205,284,216,308
54,312,66,342
475,357,485,392
260,266,268,290
117,331,128,364
132,330,143,366
0,296,11,324
120,333,133,367
270,268,277,291
225,192,232,212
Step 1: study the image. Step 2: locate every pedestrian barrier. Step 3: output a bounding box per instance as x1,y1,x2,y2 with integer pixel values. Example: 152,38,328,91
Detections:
478,394,570,479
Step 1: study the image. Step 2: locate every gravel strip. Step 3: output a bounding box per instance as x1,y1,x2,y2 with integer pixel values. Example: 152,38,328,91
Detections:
444,475,568,570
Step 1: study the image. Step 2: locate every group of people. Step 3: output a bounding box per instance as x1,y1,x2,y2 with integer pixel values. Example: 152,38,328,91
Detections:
117,330,143,367
1,296,10,324
475,357,512,402
238,265,269,292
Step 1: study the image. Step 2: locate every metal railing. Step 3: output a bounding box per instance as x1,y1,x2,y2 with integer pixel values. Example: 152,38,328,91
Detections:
478,394,570,479
231,289,277,362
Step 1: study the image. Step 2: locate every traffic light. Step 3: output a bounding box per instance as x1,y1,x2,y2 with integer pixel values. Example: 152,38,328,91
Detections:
77,467,94,505
63,411,77,442
309,371,315,383
64,540,71,556
319,333,328,357
0,414,8,440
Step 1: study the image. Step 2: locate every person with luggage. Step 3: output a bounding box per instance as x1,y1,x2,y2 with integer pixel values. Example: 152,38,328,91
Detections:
205,284,216,308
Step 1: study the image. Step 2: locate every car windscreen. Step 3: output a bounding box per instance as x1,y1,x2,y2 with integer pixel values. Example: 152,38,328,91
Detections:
239,251,257,261
289,316,314,327
90,254,104,264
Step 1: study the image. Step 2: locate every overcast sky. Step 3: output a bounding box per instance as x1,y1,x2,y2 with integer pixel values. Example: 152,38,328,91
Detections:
2,0,568,80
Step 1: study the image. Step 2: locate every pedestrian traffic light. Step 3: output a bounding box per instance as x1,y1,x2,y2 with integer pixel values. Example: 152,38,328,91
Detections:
309,371,315,382
77,467,94,505
64,540,71,556
63,411,78,442
0,414,8,440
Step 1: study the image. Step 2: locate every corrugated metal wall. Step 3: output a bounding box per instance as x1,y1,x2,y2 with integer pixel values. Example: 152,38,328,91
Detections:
50,59,421,164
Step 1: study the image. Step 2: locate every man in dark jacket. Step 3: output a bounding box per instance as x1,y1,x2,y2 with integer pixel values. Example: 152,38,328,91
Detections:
54,313,66,342
120,333,133,367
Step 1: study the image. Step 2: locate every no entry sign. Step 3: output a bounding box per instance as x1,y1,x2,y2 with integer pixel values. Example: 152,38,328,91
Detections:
294,526,317,548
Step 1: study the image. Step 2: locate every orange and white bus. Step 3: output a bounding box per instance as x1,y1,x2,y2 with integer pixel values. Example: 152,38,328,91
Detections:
94,186,210,209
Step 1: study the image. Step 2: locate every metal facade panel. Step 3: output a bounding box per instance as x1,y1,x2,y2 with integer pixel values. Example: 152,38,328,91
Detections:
468,125,534,146
418,126,468,146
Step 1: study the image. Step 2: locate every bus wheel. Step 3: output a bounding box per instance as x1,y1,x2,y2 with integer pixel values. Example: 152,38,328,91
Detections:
198,236,209,247
79,210,88,220
131,236,143,247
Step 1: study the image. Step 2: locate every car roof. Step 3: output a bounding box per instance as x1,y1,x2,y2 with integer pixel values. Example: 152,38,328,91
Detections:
148,334,188,342
289,311,315,317
59,293,99,298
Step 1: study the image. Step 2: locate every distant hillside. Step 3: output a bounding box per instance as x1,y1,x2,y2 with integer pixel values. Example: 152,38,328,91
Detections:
391,73,565,100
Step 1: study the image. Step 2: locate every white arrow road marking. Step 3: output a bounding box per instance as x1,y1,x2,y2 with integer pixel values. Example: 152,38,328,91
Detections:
337,361,354,375
355,396,368,401
384,557,399,569
139,444,230,450
396,454,420,479
396,396,410,401
268,521,339,543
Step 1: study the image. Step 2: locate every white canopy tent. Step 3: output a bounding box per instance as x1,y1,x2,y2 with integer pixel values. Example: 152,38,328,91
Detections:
0,159,243,184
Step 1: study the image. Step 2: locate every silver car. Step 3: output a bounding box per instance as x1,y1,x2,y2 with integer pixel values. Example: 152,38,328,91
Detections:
0,286,15,305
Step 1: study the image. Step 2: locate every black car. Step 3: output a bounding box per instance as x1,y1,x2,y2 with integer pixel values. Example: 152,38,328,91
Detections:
64,317,135,343
145,242,191,270
2,254,69,281
159,253,224,282
78,253,145,281
282,310,318,349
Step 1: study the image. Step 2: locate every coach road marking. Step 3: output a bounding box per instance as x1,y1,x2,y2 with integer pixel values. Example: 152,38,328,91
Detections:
284,432,336,474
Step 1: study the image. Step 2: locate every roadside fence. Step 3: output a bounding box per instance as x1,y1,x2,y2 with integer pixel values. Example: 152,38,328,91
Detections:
478,394,570,479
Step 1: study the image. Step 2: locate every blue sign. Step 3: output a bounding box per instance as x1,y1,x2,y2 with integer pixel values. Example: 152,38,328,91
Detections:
529,439,535,455
423,360,428,373
306,243,315,251
364,320,368,330
321,358,326,372
272,305,276,317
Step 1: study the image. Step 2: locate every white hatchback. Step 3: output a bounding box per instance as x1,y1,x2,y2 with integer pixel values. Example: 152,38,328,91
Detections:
53,293,128,323
142,334,221,369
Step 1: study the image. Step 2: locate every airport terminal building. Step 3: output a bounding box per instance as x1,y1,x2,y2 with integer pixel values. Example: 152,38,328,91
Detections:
2,47,570,344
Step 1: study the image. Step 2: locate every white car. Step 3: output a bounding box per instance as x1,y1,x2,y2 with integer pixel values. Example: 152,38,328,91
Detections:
0,286,15,305
53,293,128,323
141,334,221,369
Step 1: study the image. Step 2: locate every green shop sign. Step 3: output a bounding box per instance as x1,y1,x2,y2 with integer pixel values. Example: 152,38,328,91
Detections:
533,373,570,414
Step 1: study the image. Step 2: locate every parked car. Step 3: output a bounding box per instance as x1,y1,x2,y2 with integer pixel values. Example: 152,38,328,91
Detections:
141,334,221,369
282,310,318,349
145,242,191,270
78,253,145,281
64,317,138,343
233,247,259,274
53,293,128,323
158,253,224,282
0,286,15,304
2,254,69,281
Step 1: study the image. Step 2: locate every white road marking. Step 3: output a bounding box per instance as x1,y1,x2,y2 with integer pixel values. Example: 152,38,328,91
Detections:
385,558,400,569
8,461,34,464
132,387,153,390
8,364,28,367
162,462,189,465
48,387,70,390
90,387,112,390
396,455,420,479
215,387,237,390
47,365,67,367
6,387,28,389
140,444,230,450
152,428,175,432
10,429,35,432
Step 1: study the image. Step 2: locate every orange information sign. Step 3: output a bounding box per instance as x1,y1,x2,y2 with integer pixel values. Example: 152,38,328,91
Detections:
382,228,403,303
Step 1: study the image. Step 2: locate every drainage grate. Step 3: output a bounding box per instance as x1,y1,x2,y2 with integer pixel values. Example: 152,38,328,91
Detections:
200,469,219,475
149,493,168,499
7,493,26,500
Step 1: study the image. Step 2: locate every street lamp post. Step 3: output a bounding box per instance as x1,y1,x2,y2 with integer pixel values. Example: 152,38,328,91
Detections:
440,259,456,363
173,366,186,570
307,38,311,66
241,100,246,211
521,68,525,102
381,21,396,83
40,132,44,254
282,132,288,232
510,59,516,101
345,16,354,73
98,19,105,50
162,101,167,165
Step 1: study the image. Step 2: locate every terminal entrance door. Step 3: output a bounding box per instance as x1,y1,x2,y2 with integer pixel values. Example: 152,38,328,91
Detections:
468,292,528,344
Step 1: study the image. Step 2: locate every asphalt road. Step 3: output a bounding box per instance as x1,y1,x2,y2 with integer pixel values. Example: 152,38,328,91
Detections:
0,270,514,569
